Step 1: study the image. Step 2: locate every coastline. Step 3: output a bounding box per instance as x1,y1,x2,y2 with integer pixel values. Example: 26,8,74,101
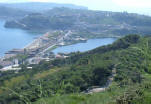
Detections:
0,20,43,59
23,38,38,49
1,32,120,59
0,30,118,71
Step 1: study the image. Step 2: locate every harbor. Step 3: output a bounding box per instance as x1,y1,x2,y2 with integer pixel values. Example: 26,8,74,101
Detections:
0,30,78,71
0,30,116,71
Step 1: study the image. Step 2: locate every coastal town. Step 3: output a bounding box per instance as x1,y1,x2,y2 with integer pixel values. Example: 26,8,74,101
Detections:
0,30,87,71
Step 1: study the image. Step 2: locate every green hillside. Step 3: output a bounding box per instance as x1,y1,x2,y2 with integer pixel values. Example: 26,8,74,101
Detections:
5,8,151,36
0,35,151,104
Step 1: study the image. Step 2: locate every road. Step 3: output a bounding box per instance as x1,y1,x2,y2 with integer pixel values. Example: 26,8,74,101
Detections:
38,30,72,56
85,65,117,94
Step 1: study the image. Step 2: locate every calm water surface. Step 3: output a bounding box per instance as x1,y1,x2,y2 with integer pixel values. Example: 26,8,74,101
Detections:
0,20,117,57
52,38,116,54
0,20,42,57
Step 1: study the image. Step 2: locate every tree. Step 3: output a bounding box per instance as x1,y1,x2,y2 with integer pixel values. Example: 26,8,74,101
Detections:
92,66,111,86
0,65,3,69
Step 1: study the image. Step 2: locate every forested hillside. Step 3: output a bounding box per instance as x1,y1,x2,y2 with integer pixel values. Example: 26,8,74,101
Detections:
5,8,151,37
0,35,151,104
0,2,87,20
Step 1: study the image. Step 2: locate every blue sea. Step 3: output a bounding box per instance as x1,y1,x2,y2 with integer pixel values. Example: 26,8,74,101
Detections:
0,20,42,57
0,20,116,57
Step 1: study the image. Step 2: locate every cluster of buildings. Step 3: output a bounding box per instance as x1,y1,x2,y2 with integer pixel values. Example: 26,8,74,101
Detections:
0,57,20,71
0,30,73,71
5,49,25,59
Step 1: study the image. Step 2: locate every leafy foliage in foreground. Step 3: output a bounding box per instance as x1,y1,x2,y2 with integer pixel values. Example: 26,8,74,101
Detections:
1,35,151,104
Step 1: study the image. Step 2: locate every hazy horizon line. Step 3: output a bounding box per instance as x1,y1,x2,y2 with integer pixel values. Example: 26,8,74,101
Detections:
0,1,150,16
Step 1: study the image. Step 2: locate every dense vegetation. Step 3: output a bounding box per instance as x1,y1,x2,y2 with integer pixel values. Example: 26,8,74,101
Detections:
0,35,151,104
5,8,151,37
0,2,87,20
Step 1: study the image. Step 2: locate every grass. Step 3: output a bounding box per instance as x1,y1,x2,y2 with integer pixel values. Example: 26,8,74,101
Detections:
33,82,126,104
3,75,27,88
33,73,151,104
33,67,61,80
33,66,70,80
0,75,28,95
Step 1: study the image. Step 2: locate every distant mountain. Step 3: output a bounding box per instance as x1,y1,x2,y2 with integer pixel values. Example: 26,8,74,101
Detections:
0,2,88,12
5,8,151,36
0,6,31,20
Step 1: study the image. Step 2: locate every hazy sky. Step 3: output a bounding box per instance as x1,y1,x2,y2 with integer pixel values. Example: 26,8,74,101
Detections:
0,0,151,15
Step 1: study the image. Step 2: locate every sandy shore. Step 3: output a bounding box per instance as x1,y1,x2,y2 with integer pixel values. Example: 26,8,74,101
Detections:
23,32,49,50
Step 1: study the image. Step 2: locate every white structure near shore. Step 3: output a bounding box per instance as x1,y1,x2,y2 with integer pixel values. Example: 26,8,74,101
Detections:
0,64,21,71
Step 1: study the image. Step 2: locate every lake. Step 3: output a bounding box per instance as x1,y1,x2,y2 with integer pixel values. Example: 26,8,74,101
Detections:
0,20,42,57
52,38,116,54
